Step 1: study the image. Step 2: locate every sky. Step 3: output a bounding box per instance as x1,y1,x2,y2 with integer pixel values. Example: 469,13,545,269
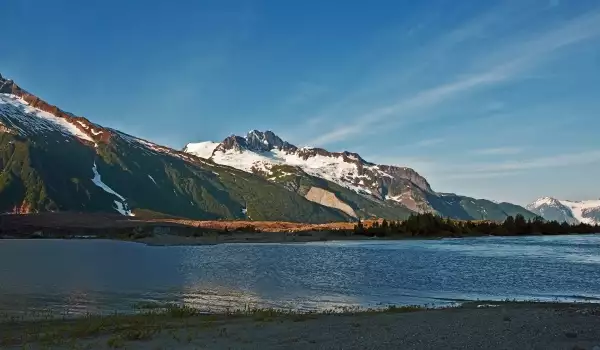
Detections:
1,0,599,205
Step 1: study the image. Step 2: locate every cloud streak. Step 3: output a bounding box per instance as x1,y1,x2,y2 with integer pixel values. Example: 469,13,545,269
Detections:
431,150,600,180
472,147,522,156
306,9,600,147
413,138,445,148
471,150,600,173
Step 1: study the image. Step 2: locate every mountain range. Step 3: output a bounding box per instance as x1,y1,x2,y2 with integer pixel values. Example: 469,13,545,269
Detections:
0,72,538,222
184,131,538,222
526,197,600,225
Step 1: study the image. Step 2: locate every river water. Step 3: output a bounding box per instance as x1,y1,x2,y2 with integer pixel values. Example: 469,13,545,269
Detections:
0,234,599,317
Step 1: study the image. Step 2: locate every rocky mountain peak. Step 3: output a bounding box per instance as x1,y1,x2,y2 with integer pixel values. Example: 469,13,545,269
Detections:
212,131,378,167
213,135,246,153
199,128,436,204
214,130,298,154
0,74,16,93
246,130,283,151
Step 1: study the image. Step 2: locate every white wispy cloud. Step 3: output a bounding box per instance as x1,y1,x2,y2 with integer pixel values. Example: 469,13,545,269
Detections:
308,71,507,145
413,138,445,148
428,150,600,180
472,147,522,156
306,9,600,146
443,171,523,180
471,150,600,173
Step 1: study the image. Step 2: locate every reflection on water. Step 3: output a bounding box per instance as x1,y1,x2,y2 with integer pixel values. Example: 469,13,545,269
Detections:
0,234,599,317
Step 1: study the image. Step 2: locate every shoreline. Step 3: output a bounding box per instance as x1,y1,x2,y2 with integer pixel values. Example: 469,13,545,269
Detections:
2,301,599,349
135,231,423,246
3,231,597,247
1,212,598,247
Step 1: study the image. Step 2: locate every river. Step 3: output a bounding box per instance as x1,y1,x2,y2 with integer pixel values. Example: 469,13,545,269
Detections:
0,234,598,317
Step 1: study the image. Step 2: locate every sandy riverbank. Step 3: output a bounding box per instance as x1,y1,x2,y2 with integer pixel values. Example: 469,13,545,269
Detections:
1,302,599,349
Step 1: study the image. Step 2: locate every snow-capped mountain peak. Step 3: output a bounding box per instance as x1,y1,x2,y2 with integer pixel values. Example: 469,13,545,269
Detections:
212,130,297,155
182,130,536,221
186,130,434,210
528,196,562,208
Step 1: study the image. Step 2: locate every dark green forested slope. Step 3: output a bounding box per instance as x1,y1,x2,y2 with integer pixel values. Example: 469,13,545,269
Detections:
429,193,538,221
0,123,350,223
265,164,415,220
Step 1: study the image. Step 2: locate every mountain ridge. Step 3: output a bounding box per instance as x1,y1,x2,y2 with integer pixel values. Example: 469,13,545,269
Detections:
0,73,351,223
184,130,537,221
0,72,538,222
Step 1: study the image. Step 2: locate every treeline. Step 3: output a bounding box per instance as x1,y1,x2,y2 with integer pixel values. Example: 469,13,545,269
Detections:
354,213,600,237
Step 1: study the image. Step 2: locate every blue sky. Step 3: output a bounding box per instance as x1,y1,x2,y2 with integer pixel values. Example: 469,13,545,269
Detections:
2,0,599,205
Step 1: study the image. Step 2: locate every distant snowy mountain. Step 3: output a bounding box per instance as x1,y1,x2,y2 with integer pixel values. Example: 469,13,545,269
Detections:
527,197,600,225
184,130,537,221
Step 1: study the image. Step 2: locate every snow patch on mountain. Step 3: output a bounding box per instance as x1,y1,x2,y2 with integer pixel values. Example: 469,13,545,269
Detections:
183,141,220,159
91,162,134,216
211,148,379,195
113,200,133,216
211,149,272,172
558,199,600,225
0,93,94,142
75,120,104,137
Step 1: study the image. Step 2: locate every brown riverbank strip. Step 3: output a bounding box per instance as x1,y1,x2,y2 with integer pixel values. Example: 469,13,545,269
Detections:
2,212,597,246
0,212,406,245
1,302,600,349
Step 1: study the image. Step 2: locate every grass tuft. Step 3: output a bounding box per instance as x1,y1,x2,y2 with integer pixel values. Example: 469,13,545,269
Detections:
106,335,125,348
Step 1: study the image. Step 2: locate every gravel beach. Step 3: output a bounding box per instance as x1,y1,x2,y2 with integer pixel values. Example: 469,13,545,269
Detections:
2,302,600,349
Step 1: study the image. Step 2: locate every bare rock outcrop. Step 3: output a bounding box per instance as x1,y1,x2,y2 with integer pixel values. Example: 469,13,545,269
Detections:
304,187,358,218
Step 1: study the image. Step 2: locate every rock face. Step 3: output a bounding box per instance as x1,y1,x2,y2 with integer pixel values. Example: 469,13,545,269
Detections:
527,197,600,225
184,130,537,221
214,130,297,154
